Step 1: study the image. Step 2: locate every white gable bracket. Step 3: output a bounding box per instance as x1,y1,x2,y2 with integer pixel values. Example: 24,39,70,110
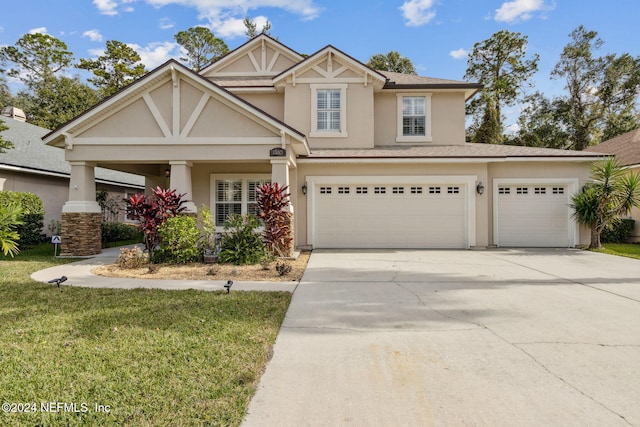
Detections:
143,93,172,138
180,93,210,138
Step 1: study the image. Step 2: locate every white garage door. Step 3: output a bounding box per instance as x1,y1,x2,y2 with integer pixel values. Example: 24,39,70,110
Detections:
313,182,467,248
496,184,571,247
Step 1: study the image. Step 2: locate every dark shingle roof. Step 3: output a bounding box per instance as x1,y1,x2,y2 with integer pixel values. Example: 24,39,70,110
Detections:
0,116,144,187
303,143,607,159
583,128,640,167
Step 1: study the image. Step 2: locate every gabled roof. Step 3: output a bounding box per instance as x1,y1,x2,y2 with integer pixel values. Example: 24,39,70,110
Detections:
0,116,144,187
200,34,305,76
584,128,640,167
43,59,308,151
273,44,388,87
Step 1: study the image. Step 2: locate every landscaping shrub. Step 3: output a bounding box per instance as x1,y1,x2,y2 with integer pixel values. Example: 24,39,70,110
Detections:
0,191,44,246
218,214,266,265
601,218,635,243
255,182,293,257
116,246,148,268
154,215,201,264
0,203,23,257
102,222,142,247
124,187,186,260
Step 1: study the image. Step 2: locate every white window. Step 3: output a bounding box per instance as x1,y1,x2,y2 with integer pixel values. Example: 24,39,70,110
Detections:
211,175,270,227
311,84,348,137
396,94,432,143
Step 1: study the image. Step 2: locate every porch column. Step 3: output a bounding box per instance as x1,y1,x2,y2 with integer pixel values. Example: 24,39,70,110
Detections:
60,161,102,256
271,159,294,256
169,160,197,213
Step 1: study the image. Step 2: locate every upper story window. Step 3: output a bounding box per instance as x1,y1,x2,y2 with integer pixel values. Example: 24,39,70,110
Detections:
310,84,348,138
396,94,432,143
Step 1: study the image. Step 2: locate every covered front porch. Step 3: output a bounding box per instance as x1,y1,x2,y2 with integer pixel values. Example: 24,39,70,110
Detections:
42,60,308,256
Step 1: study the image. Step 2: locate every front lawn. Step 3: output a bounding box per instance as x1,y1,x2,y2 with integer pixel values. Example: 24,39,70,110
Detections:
0,244,291,426
596,243,640,260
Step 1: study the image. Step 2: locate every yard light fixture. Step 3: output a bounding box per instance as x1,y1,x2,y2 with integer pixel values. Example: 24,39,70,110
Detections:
302,182,308,195
476,182,485,195
224,280,233,293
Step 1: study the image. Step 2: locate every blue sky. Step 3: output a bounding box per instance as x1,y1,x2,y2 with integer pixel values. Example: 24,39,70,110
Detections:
2,0,639,128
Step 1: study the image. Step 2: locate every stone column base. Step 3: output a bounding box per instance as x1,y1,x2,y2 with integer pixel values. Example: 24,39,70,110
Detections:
60,212,102,256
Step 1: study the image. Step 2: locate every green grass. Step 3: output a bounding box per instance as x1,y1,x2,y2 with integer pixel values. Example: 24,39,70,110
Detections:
595,243,640,260
0,244,291,426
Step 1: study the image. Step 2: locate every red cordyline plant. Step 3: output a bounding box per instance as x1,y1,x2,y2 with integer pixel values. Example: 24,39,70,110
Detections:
256,183,293,257
124,187,186,259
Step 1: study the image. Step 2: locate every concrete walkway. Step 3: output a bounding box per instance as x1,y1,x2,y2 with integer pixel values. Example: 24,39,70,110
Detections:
30,245,297,292
242,249,640,427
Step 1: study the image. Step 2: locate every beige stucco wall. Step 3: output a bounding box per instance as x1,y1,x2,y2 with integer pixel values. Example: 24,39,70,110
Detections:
374,92,466,146
235,93,285,121
283,82,375,149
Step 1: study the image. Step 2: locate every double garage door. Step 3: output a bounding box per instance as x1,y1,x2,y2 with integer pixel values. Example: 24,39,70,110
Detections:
312,179,470,248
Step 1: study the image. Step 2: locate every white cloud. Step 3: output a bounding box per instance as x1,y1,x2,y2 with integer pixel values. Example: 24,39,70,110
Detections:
400,0,436,27
449,48,468,60
82,29,104,42
143,0,321,37
88,48,105,57
212,15,270,38
28,27,47,34
495,0,553,23
128,41,180,69
159,17,175,30
93,0,119,15
93,0,135,15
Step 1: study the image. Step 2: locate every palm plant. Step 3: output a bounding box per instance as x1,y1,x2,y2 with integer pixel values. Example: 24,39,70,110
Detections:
570,158,640,249
0,203,23,257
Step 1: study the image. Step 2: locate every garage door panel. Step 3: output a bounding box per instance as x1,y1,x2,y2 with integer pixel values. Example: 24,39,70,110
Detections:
314,183,467,248
496,184,570,247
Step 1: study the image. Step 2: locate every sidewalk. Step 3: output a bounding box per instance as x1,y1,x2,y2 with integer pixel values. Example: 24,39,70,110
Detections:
30,245,297,292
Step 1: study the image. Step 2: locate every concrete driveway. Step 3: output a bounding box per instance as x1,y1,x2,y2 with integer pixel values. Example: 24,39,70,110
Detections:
242,249,640,427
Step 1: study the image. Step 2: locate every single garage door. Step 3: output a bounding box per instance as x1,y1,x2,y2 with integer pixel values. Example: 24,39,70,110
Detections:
313,182,467,248
496,184,570,247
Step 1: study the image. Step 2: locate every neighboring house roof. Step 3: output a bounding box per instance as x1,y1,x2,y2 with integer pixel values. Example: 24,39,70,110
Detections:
584,128,640,167
0,116,144,188
301,144,607,161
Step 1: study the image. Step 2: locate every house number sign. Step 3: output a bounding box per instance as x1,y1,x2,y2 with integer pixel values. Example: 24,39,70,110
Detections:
270,147,286,157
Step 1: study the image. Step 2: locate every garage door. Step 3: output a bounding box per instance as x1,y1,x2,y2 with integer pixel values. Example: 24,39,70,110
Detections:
495,184,571,247
313,182,467,248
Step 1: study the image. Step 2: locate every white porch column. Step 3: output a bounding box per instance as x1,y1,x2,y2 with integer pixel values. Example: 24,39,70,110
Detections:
63,161,101,213
271,159,291,202
169,160,197,213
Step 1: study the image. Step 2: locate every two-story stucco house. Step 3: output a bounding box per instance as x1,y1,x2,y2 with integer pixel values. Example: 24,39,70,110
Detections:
43,35,604,256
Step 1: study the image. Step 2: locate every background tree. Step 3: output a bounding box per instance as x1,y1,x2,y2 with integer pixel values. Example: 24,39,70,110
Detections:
366,51,416,74
551,26,640,150
0,33,73,86
472,96,502,144
243,17,272,39
78,40,146,98
509,92,568,148
0,120,13,153
464,30,539,143
570,158,640,249
16,76,98,129
174,27,229,72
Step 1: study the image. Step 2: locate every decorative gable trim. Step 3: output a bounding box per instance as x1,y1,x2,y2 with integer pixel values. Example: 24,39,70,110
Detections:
200,34,304,77
273,45,387,89
43,59,309,155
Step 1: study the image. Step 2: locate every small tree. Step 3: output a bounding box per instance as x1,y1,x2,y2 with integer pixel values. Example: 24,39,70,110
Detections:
570,158,640,249
124,187,186,260
256,183,293,257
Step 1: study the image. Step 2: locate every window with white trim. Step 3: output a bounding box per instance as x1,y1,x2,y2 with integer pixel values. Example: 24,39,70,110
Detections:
396,94,432,143
310,84,348,137
212,176,270,226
